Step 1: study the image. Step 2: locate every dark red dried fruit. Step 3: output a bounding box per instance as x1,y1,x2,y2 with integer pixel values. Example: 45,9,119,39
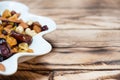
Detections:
11,11,17,16
42,25,48,31
10,31,32,45
0,38,12,62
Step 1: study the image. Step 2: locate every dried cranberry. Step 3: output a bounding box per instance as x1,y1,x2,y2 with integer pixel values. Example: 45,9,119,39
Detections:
42,25,48,31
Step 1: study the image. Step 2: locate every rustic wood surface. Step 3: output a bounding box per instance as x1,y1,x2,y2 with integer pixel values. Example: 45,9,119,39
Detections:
0,0,120,80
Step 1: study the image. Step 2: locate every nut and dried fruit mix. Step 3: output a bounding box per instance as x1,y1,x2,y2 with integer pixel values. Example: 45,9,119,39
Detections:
0,9,48,62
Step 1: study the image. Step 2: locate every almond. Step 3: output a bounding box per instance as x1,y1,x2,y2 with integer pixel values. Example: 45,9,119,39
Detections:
33,25,41,33
0,64,5,71
19,22,29,29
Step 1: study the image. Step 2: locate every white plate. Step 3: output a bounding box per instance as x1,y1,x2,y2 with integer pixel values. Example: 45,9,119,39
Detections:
0,1,56,75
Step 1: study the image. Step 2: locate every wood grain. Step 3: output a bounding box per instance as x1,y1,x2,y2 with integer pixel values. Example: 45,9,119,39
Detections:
0,71,50,80
18,47,120,70
54,70,120,80
44,30,120,47
0,0,120,79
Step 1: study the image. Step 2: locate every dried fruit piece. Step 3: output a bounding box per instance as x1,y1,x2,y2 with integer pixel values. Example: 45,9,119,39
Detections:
0,38,12,61
0,34,6,39
8,14,18,21
11,31,32,45
11,10,16,16
42,25,48,31
2,9,11,18
6,36,17,47
0,25,3,31
0,17,21,23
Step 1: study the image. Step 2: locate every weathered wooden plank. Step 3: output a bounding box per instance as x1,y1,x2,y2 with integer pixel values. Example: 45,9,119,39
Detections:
54,70,120,80
0,71,50,80
19,64,120,71
14,0,120,9
18,47,120,70
25,47,120,64
44,30,120,47
8,0,120,30
32,9,120,30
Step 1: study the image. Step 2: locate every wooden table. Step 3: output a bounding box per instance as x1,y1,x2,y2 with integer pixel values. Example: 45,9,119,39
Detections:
0,0,120,79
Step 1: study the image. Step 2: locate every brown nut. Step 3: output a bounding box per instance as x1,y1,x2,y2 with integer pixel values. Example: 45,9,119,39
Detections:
8,14,18,21
27,49,33,53
19,22,29,29
33,25,42,33
0,64,5,71
11,46,18,54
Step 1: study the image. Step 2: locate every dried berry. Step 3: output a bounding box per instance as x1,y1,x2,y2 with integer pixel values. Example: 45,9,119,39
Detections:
42,25,48,31
11,11,16,16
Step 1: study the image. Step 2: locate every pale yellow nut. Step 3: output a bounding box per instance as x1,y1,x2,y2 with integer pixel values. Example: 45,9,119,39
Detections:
27,20,33,25
25,28,37,36
18,43,29,51
15,26,24,33
0,20,2,24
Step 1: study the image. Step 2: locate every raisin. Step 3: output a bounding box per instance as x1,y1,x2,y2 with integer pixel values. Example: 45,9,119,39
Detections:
11,11,16,16
42,25,48,31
